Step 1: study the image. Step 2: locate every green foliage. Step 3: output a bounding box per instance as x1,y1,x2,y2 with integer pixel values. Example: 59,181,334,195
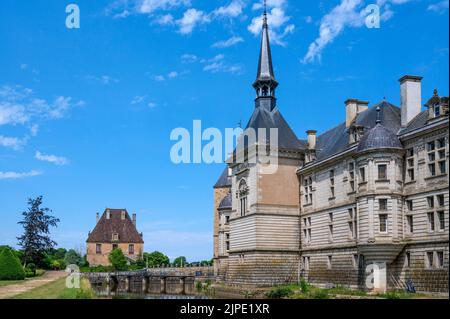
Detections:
266,286,294,299
24,263,36,277
64,249,83,266
143,251,170,267
108,249,128,271
311,289,329,299
50,259,66,270
381,291,402,299
172,256,187,267
300,278,310,293
75,278,95,299
17,196,60,266
0,247,25,280
80,265,114,273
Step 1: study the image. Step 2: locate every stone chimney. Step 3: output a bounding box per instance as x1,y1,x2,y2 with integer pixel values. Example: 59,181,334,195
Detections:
345,99,358,128
96,212,100,223
132,213,137,226
399,75,423,127
357,100,369,114
106,209,111,219
306,130,317,150
121,210,126,220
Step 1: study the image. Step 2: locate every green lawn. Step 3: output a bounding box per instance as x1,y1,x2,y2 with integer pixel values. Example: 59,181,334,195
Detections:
11,277,94,299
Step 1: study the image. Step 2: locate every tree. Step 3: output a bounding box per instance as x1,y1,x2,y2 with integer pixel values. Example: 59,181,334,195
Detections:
173,256,187,267
143,251,170,267
108,249,127,271
0,247,25,280
17,196,60,266
64,249,83,266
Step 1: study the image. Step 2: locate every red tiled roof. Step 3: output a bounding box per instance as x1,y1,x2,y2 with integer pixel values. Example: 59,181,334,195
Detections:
86,209,144,243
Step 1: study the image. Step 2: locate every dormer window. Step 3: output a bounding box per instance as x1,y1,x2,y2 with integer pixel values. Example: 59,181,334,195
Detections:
112,233,119,241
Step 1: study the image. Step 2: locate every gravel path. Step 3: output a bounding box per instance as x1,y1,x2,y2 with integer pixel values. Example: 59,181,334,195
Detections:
0,271,66,299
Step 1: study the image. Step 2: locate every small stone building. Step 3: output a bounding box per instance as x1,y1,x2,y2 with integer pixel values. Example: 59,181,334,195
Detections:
86,208,144,266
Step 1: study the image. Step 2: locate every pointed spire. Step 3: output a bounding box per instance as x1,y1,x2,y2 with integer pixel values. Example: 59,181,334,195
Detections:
255,0,276,83
253,0,278,110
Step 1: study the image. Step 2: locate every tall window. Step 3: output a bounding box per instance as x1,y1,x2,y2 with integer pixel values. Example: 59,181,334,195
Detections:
348,208,357,239
327,256,332,269
239,179,248,217
359,167,366,182
348,162,355,192
303,256,310,270
379,214,388,233
226,233,230,251
405,252,411,268
329,170,335,198
428,138,447,176
406,148,415,182
128,244,135,255
406,215,414,234
378,164,387,180
427,194,446,232
96,244,102,254
303,217,312,244
427,212,435,232
328,213,334,242
303,176,313,205
379,199,388,211
426,252,434,268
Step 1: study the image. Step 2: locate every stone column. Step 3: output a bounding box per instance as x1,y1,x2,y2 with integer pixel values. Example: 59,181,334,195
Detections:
368,197,375,242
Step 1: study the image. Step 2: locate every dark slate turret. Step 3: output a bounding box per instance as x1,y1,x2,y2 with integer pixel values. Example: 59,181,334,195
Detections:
218,193,232,210
357,106,403,152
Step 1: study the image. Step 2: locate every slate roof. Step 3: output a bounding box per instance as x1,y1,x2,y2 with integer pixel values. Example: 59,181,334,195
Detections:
218,193,232,210
87,209,144,243
242,106,304,150
357,124,403,152
315,101,401,161
398,110,429,135
214,167,232,189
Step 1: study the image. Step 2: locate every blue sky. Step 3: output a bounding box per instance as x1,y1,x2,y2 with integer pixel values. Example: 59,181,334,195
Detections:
0,0,448,261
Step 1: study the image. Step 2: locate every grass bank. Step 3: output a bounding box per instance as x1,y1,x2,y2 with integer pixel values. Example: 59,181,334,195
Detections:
11,277,95,299
265,282,430,299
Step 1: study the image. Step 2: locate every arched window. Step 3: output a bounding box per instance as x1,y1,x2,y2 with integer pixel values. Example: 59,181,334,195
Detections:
238,179,249,217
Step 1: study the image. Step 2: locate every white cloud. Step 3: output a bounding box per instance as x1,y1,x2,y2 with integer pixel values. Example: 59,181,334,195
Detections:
0,170,42,180
428,0,449,14
30,124,39,136
181,54,198,63
154,13,175,25
211,36,244,48
154,75,166,81
148,102,157,108
131,95,146,104
302,0,414,64
35,151,69,166
85,74,119,85
168,71,179,78
202,54,243,74
302,0,366,64
0,85,83,126
0,135,27,150
248,3,294,46
213,0,245,18
177,8,210,34
139,0,191,14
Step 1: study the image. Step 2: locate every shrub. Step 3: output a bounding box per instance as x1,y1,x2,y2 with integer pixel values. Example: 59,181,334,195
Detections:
108,249,128,271
0,247,25,280
300,278,310,293
266,286,293,299
64,249,83,267
76,278,95,299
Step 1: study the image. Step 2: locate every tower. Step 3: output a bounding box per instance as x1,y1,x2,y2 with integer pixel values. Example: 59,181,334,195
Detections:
220,4,305,287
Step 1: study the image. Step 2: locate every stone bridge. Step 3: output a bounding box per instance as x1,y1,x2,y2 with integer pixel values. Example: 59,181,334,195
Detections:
81,267,214,296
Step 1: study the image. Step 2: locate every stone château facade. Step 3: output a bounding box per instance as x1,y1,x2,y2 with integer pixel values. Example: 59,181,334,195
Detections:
212,9,449,293
86,208,144,266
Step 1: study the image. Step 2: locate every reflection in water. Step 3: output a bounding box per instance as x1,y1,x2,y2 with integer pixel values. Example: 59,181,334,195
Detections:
92,284,208,300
